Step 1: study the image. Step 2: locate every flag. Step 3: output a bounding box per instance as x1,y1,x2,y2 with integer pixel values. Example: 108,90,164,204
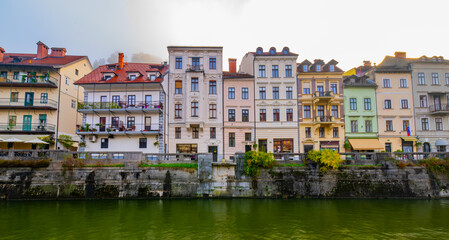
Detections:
407,127,412,136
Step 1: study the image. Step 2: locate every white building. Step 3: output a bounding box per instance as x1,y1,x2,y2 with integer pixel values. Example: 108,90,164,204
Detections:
166,46,223,161
74,53,168,153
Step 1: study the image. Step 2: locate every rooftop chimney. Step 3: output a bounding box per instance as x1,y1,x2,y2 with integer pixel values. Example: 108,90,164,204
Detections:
229,58,237,73
36,41,49,59
50,47,66,57
118,53,124,69
394,51,406,59
0,47,4,62
363,60,371,66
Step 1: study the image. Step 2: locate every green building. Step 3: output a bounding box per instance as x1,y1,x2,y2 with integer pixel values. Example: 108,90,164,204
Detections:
343,75,383,151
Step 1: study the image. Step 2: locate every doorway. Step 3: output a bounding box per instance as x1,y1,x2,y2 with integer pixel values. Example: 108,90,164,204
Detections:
99,117,106,131
208,146,218,162
258,139,267,152
23,115,32,131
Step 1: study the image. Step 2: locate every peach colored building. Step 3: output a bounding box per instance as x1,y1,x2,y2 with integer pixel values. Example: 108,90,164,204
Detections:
223,58,254,160
368,52,417,152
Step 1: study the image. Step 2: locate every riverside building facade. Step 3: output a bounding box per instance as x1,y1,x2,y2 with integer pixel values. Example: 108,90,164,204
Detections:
297,59,345,153
74,53,168,154
239,47,299,156
0,41,91,150
166,46,223,161
223,58,254,160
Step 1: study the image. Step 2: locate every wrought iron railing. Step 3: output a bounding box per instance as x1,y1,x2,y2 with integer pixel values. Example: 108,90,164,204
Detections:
78,101,162,111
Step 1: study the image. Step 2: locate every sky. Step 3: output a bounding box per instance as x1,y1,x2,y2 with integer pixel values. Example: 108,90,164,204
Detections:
1,0,449,71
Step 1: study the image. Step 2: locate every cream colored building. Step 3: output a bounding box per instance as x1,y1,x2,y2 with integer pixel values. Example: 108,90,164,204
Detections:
166,46,223,161
0,41,91,150
223,58,254,160
240,47,298,155
368,52,417,152
75,53,168,154
297,59,345,153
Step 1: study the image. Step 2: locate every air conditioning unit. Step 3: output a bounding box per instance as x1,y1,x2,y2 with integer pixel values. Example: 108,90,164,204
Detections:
88,135,97,142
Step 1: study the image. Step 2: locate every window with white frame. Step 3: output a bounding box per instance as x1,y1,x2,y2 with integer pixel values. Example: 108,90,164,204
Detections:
386,120,393,131
285,65,292,77
418,72,425,85
242,88,249,99
350,98,357,110
303,105,311,118
272,87,279,99
421,118,429,131
316,65,321,72
436,118,443,131
365,120,372,133
259,87,266,99
420,95,428,107
400,78,408,88
364,98,371,110
383,79,391,88
331,105,338,118
384,99,392,109
259,65,266,77
432,73,439,85
286,87,293,99
402,120,409,131
401,99,409,109
191,102,199,117
351,120,358,133
329,65,335,72
228,87,235,99
272,65,279,77
445,73,449,85
303,65,308,72
330,84,338,94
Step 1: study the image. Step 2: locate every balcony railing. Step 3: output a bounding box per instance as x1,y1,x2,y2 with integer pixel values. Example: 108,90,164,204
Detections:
186,64,204,72
313,91,333,98
77,123,160,134
0,75,58,87
429,104,449,114
78,101,163,111
0,98,58,109
0,123,56,133
313,116,335,124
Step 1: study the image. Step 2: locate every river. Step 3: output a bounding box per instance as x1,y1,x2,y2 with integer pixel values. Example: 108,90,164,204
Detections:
1,199,449,239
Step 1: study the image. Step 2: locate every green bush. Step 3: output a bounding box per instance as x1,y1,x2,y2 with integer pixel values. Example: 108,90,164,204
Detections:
307,149,342,172
140,163,198,169
0,159,50,168
243,150,276,177
419,158,449,176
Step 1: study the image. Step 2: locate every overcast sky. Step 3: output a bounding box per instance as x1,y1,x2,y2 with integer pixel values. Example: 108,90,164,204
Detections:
2,0,449,70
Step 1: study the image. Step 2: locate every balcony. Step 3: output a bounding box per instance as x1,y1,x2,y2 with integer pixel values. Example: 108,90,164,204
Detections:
313,91,334,103
186,64,204,72
78,101,163,113
0,98,58,110
77,123,161,135
313,116,336,125
0,75,58,88
429,104,449,115
0,123,55,134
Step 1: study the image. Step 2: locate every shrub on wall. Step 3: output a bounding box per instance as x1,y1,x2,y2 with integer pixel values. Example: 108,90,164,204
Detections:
244,150,276,178
0,159,50,168
307,149,342,172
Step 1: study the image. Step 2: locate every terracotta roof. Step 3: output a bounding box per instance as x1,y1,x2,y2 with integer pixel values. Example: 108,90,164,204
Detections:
223,71,254,79
75,63,168,85
1,53,86,67
298,59,343,73
343,74,377,88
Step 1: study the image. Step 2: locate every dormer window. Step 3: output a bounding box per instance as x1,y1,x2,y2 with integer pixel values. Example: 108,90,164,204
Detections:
316,65,321,72
269,47,276,55
303,65,308,72
329,65,334,72
256,47,263,54
102,73,113,81
129,75,136,80
150,75,156,81
282,47,290,55
350,78,355,84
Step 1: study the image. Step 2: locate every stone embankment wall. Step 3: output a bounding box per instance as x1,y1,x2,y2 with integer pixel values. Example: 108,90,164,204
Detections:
1,162,448,199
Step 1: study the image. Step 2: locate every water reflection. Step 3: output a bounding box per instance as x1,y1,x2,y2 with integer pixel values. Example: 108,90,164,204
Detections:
1,199,449,239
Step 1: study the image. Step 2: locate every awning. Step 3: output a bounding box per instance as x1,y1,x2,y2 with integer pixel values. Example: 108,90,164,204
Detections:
435,139,449,146
348,139,384,150
401,137,418,142
0,134,49,142
320,141,339,148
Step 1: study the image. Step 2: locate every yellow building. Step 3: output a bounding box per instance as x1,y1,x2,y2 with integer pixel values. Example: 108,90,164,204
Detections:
0,41,92,150
297,59,345,153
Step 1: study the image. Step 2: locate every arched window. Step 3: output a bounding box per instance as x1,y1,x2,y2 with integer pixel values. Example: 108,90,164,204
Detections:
423,142,431,152
282,47,289,54
269,47,276,55
256,47,263,54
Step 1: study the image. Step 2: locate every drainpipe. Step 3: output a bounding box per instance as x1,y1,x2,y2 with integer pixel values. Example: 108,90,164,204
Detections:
253,55,257,148
409,63,418,151
55,68,62,150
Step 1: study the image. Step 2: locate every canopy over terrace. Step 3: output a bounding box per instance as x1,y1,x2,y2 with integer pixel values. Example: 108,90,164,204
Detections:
0,134,50,149
348,139,384,151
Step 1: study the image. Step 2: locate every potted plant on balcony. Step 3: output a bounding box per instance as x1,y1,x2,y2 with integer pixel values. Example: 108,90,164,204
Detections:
154,141,159,147
91,128,98,132
96,123,103,131
85,123,91,132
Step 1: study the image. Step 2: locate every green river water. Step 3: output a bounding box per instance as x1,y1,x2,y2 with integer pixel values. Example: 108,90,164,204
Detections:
1,199,449,239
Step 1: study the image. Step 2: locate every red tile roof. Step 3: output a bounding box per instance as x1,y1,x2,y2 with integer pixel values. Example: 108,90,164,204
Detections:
75,63,168,85
1,53,87,67
222,71,253,79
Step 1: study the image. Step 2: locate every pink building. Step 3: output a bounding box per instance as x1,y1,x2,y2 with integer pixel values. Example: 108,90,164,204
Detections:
223,58,254,160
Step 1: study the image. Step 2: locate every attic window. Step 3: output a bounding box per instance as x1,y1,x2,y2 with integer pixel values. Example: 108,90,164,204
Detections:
102,74,113,81
256,47,263,54
316,65,321,72
350,78,355,83
303,65,308,72
269,47,276,55
150,75,156,81
282,47,289,54
329,65,335,72
129,75,136,80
